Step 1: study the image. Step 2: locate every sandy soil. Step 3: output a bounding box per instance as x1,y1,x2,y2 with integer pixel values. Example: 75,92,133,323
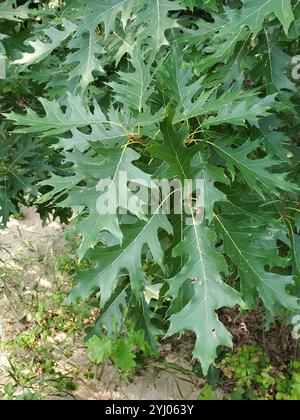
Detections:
0,208,199,400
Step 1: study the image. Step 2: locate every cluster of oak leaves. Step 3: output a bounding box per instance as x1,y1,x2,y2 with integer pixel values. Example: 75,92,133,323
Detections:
0,0,299,374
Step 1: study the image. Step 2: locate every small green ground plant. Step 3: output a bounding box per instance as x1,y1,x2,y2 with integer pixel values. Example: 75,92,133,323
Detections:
199,345,300,400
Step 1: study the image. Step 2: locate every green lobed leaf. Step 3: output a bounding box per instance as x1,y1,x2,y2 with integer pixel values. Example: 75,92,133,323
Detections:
13,20,77,67
67,214,173,305
167,223,244,374
211,138,297,197
214,214,300,314
0,0,30,22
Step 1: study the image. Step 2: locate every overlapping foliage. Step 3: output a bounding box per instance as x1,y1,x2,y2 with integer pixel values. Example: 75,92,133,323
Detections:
0,0,299,374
